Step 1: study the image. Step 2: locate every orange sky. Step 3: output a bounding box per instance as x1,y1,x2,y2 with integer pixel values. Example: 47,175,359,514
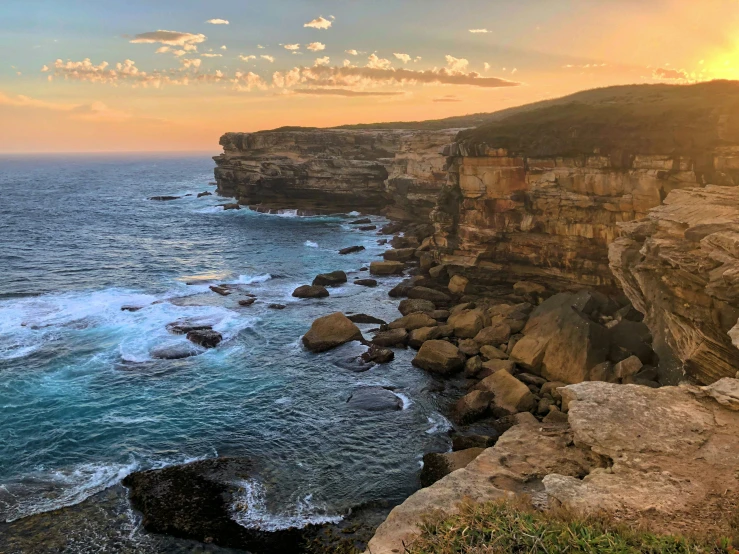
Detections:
2,0,739,152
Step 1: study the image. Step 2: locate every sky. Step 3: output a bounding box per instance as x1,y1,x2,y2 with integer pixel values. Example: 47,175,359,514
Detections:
2,0,739,152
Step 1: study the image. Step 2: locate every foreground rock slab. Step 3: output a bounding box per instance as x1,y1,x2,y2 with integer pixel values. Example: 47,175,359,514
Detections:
365,378,739,554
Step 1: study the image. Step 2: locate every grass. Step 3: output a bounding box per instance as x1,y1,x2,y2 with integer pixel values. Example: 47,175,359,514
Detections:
406,498,738,554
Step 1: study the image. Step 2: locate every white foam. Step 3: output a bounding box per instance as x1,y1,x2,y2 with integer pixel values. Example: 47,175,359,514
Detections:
347,211,360,216
235,273,272,285
304,240,318,248
425,412,452,435
231,478,342,531
394,392,413,410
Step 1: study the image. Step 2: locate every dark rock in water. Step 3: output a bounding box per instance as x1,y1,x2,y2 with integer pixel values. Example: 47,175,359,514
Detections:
380,222,405,235
361,346,395,365
149,195,181,201
209,285,231,296
292,285,330,298
377,239,388,245
312,271,347,287
166,320,213,335
187,329,222,348
122,458,313,552
451,433,498,451
389,280,413,298
371,328,408,347
348,314,386,325
419,449,485,487
268,304,286,310
350,218,372,225
358,225,377,231
339,245,365,255
354,279,378,287
360,267,369,271
150,344,204,360
121,305,143,312
238,298,256,307
197,191,212,198
346,387,402,411
222,203,241,210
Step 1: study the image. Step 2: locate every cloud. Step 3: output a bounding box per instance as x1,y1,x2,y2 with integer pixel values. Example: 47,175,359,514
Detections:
239,55,256,61
261,55,275,63
258,45,265,49
314,56,330,66
284,44,300,51
304,16,332,29
367,53,392,70
129,30,206,46
433,94,461,102
202,53,222,58
221,45,227,50
307,42,326,52
445,55,469,72
156,46,170,54
286,64,520,89
206,19,229,25
345,49,358,56
231,71,268,91
652,66,689,80
484,62,490,71
394,53,411,64
180,58,202,69
0,91,134,122
293,88,404,97
469,29,490,33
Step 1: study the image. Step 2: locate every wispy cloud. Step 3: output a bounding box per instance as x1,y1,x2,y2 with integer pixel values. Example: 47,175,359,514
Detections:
469,29,490,33
205,19,229,25
283,44,300,51
445,55,469,72
652,66,688,80
306,42,326,52
261,55,275,63
304,16,332,29
202,53,222,58
367,53,392,69
314,56,330,66
433,94,461,102
293,88,404,97
239,55,256,62
394,53,411,64
129,30,206,46
0,91,135,121
345,49,358,56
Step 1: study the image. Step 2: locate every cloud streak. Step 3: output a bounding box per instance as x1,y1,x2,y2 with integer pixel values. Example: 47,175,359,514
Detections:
292,88,404,97
129,30,206,46
652,66,689,80
304,16,332,29
206,19,229,25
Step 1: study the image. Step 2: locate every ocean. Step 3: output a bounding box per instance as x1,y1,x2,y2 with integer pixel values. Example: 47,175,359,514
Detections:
0,153,452,551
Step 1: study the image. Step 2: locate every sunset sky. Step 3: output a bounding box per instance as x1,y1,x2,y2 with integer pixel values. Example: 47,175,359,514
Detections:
3,0,739,152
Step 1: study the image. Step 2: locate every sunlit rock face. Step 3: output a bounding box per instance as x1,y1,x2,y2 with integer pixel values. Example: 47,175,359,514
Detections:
429,144,739,292
610,184,739,384
213,129,456,217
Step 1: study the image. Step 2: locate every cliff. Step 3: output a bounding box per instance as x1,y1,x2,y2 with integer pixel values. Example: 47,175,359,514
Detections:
213,129,456,216
428,81,739,292
610,183,739,384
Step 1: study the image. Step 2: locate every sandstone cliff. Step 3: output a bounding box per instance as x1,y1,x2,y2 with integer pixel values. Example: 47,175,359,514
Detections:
610,184,739,384
213,129,455,216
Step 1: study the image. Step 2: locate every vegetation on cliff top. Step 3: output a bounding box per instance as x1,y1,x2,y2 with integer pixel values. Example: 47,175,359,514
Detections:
407,499,738,554
458,80,739,157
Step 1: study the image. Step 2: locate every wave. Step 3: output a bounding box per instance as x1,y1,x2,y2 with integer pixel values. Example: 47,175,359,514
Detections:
304,241,318,248
231,478,342,531
425,412,452,435
235,273,273,285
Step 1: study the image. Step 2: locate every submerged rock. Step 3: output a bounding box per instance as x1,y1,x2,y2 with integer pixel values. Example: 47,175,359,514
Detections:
149,195,181,201
186,329,222,349
222,203,241,210
268,304,286,310
166,320,213,335
346,387,402,411
150,344,204,360
197,191,212,198
238,298,256,307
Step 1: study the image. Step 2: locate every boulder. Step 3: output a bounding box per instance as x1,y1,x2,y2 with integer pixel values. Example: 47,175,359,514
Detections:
166,321,213,335
361,346,395,365
197,191,212,198
408,287,451,304
302,312,364,353
347,314,386,325
447,275,469,295
589,361,617,383
388,279,413,297
451,434,497,451
149,195,181,201
292,285,330,298
350,218,372,225
453,390,494,424
346,387,402,411
474,323,512,346
479,359,516,378
222,203,241,210
475,370,536,413
387,313,437,331
370,261,405,276
479,345,508,360
358,225,377,231
383,248,416,262
150,344,204,360
448,309,487,339
268,304,286,310
429,310,450,321
464,355,483,377
209,285,231,296
371,328,408,347
457,339,480,357
614,355,643,381
238,298,256,307
339,245,365,255
517,373,547,387
408,326,444,349
510,335,549,371
419,449,485,488
312,271,347,287
398,298,436,316
513,281,547,297
354,279,378,287
186,329,223,348
412,340,466,375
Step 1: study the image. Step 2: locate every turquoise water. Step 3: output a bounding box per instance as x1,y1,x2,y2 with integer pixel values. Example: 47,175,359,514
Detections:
0,154,450,536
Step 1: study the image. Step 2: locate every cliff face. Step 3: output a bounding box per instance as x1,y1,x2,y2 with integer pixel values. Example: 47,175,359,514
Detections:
213,129,454,216
429,146,711,291
610,183,739,384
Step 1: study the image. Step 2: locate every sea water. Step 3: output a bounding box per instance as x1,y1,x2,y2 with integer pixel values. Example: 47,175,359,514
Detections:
0,153,451,546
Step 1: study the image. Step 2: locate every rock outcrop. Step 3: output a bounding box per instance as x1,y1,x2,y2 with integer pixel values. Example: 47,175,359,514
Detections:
610,185,739,384
365,378,739,554
213,129,455,217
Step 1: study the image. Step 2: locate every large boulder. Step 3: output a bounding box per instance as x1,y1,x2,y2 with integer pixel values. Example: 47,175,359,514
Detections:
447,275,469,295
312,271,347,287
447,309,487,339
292,285,330,298
407,287,451,304
302,312,364,352
408,326,444,349
475,370,536,413
371,328,408,347
339,245,365,255
346,387,402,411
370,261,405,276
453,390,494,424
473,322,512,346
361,346,395,364
186,329,223,348
387,313,437,331
419,448,485,488
383,248,416,262
398,298,436,316
412,340,466,375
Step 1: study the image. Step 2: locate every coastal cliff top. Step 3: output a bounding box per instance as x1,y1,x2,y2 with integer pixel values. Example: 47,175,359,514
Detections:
457,80,739,157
